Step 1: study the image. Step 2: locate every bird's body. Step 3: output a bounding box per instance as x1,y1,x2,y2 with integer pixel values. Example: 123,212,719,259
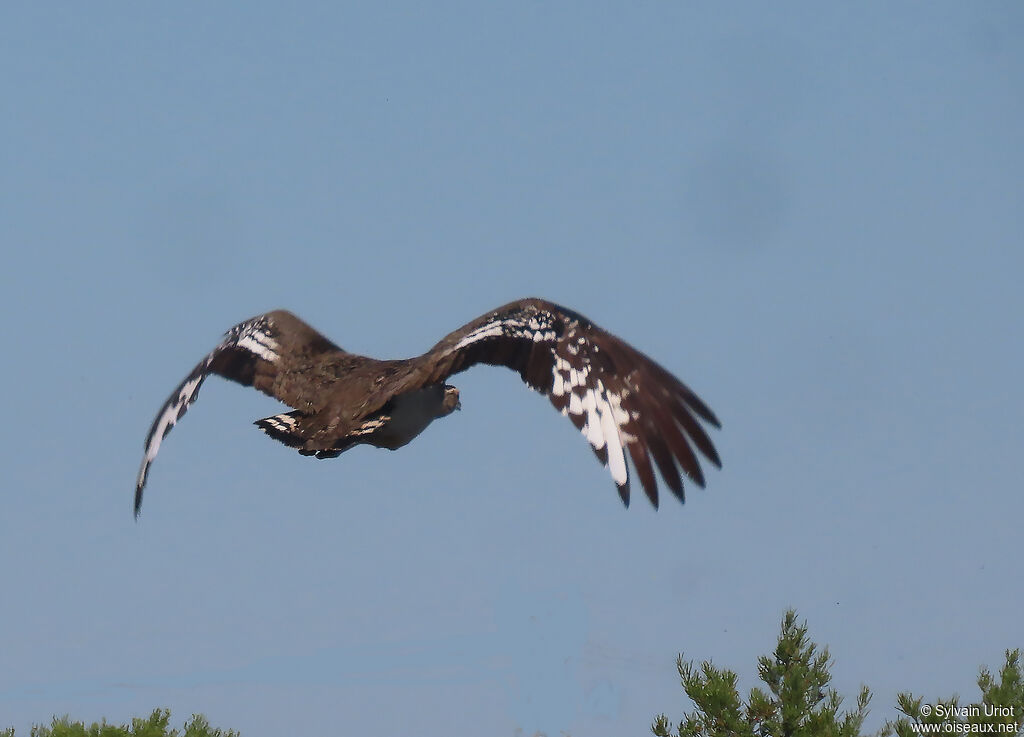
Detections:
135,298,721,516
254,383,461,456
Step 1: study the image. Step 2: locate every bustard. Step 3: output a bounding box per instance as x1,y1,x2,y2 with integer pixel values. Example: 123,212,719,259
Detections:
135,298,721,516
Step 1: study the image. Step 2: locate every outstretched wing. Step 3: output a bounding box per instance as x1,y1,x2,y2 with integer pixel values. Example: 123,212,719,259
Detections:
135,310,342,517
420,298,721,508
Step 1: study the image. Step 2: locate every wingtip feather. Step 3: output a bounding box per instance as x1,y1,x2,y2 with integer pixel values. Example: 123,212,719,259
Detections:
617,482,630,508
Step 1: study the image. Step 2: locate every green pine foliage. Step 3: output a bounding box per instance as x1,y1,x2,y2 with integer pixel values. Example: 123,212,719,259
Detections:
653,609,870,737
4,621,1022,737
654,609,1023,737
1,709,237,737
881,649,1024,737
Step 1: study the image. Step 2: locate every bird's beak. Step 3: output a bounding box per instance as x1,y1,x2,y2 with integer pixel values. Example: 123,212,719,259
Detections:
456,400,462,411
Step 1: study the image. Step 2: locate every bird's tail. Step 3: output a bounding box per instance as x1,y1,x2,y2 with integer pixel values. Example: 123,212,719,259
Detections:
255,411,356,459
254,411,307,449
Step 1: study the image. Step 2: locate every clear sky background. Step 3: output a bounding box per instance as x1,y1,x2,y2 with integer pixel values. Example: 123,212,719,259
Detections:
1,4,1022,736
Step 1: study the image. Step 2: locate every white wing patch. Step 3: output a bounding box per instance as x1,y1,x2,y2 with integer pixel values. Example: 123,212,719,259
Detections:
453,321,505,349
551,351,634,488
236,331,279,362
596,380,629,486
135,368,211,504
149,374,201,458
452,314,559,351
138,372,205,472
224,316,281,364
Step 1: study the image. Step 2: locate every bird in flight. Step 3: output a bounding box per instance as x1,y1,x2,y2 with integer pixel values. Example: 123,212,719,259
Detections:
135,298,721,517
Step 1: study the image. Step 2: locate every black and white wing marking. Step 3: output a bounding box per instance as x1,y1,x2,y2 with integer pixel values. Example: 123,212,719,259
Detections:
422,298,721,508
135,310,341,517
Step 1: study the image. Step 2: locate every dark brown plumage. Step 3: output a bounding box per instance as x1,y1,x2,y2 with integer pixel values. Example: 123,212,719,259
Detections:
135,298,721,516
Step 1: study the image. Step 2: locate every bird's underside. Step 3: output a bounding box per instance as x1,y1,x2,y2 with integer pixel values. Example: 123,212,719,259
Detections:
253,383,462,458
135,298,722,517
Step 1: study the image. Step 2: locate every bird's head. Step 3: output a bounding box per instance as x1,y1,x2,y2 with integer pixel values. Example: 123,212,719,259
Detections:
442,384,461,414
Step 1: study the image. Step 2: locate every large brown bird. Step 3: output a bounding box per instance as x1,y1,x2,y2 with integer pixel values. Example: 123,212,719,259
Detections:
135,298,721,517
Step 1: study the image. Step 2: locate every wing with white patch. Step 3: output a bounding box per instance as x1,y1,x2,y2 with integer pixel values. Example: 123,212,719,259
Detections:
421,298,721,508
134,310,342,517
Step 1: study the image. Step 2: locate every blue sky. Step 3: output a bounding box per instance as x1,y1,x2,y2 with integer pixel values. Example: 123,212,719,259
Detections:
1,3,1022,736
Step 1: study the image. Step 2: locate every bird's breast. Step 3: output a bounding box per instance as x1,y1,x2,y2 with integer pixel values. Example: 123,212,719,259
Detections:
368,385,449,450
